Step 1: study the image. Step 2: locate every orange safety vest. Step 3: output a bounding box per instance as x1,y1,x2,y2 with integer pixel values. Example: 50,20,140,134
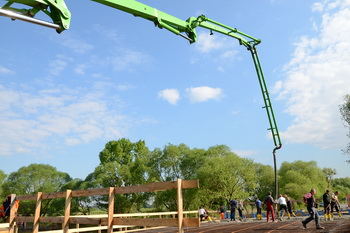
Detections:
0,195,20,219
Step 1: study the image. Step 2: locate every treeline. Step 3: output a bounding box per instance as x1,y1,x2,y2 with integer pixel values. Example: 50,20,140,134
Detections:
0,138,349,216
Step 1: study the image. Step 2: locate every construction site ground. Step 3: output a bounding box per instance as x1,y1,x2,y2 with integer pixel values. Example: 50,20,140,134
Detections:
132,215,350,233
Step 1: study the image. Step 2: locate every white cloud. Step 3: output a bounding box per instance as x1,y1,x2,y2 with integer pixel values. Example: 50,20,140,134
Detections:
312,2,324,12
59,35,94,54
220,50,238,59
194,32,239,72
111,49,152,72
232,150,257,158
74,64,86,75
271,80,283,94
0,66,14,75
92,24,121,43
0,84,130,156
186,86,223,103
158,89,180,105
278,0,350,149
48,59,68,76
231,110,241,116
195,33,225,53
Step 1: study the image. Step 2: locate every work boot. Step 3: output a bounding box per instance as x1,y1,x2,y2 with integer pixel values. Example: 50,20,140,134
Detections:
287,213,291,219
301,221,307,229
316,225,325,229
292,212,297,217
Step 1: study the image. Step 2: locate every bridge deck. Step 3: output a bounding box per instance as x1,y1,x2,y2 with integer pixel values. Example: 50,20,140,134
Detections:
132,216,350,233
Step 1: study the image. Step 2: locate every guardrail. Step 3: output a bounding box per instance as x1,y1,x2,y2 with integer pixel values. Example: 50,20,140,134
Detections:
6,179,199,233
0,223,10,233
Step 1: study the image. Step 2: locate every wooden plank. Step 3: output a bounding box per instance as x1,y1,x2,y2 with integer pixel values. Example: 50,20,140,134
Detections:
113,218,178,227
113,180,199,194
38,225,137,233
182,179,199,189
40,217,64,223
114,181,177,194
68,217,102,225
177,179,184,233
8,194,16,233
71,188,110,197
42,192,66,200
16,194,37,201
69,226,107,233
38,216,107,225
19,216,104,225
63,190,72,233
0,224,9,232
107,187,114,233
33,192,42,233
70,210,197,218
183,218,200,227
36,230,62,233
16,180,199,201
17,216,34,222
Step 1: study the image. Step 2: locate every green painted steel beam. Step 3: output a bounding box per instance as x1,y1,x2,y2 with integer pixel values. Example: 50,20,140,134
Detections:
0,0,282,150
1,0,70,32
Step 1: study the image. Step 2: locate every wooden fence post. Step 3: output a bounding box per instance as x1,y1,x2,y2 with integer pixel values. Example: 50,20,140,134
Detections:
63,190,72,233
177,179,184,233
33,192,42,233
8,194,16,233
107,187,114,233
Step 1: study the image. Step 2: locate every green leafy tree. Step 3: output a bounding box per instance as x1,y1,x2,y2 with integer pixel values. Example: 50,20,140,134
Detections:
147,144,206,211
45,178,86,216
0,170,6,199
339,94,350,159
278,161,328,201
322,168,337,189
332,177,350,203
148,144,205,182
197,145,257,209
1,164,71,216
85,138,150,213
255,164,275,200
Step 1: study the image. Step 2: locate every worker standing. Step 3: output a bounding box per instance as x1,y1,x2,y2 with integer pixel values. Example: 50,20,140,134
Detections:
323,190,331,221
330,191,342,219
229,198,237,221
264,192,276,223
255,197,262,220
277,194,289,220
285,194,297,217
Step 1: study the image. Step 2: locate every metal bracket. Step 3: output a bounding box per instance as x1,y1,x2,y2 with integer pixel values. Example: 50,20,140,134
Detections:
0,8,61,30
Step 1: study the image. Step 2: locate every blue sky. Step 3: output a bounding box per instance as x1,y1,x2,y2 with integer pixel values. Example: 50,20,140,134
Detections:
1,0,349,180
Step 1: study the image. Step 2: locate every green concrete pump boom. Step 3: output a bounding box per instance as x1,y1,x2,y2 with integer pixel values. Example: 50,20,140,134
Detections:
0,0,70,32
0,0,282,151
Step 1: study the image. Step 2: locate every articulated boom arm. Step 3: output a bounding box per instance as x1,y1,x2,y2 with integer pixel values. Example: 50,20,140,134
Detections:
0,0,70,32
0,0,282,150
192,15,282,150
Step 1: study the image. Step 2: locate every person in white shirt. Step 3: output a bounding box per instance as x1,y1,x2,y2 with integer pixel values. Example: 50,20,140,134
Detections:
277,194,290,219
198,207,206,221
330,191,342,219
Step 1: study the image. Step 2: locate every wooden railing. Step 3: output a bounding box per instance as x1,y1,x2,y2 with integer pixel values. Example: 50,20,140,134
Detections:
0,223,10,233
5,179,199,233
